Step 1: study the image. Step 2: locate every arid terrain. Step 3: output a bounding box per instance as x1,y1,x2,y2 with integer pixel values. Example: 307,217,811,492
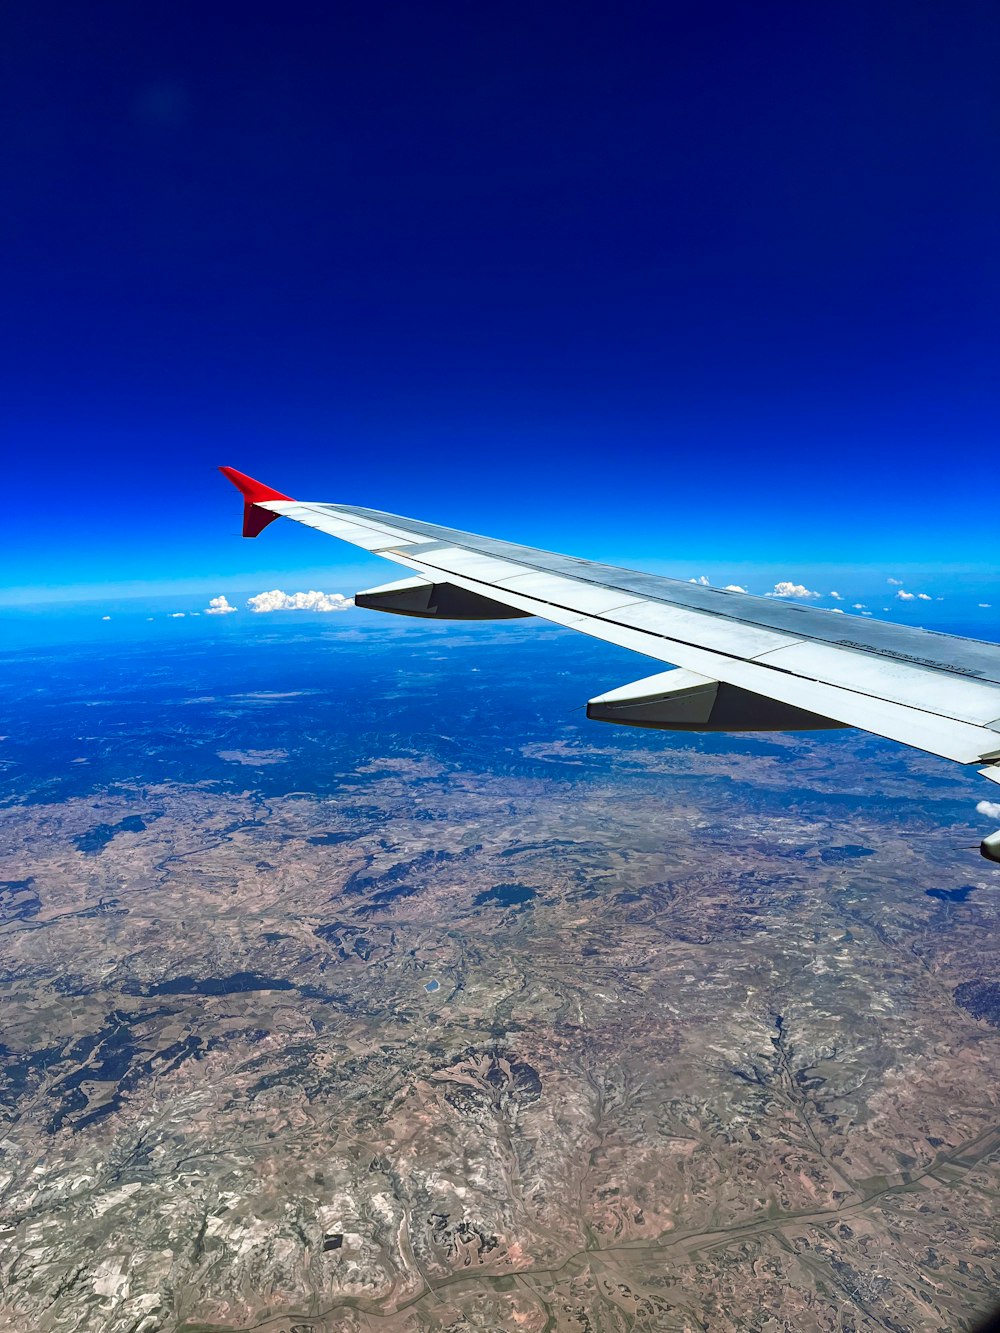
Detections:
1,622,998,1331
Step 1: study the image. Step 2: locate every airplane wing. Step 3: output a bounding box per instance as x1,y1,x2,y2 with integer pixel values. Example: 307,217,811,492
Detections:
220,467,1000,862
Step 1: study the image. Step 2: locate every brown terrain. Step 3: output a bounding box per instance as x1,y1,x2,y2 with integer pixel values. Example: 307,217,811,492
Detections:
0,645,998,1331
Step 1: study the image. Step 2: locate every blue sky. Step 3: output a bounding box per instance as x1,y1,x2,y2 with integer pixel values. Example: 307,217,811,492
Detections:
3,2,998,625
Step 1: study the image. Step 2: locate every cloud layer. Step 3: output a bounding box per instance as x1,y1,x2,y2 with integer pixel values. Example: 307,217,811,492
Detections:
247,590,354,613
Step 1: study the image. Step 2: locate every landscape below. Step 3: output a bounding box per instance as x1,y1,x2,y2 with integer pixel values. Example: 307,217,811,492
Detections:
0,618,998,1331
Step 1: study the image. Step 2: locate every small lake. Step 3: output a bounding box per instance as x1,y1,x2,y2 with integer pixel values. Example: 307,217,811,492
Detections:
473,883,537,908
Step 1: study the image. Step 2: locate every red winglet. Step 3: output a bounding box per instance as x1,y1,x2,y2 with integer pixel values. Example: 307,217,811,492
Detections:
219,466,294,538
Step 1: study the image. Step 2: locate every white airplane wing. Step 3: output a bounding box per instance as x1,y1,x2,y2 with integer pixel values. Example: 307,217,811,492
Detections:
220,468,1000,861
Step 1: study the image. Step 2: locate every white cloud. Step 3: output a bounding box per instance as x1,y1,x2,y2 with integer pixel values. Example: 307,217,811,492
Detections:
897,589,932,602
862,611,873,616
247,590,354,614
688,575,710,586
205,595,237,615
830,590,842,600
979,603,992,609
170,612,186,618
887,577,904,585
852,603,866,610
768,581,820,599
829,607,844,613
977,800,1000,821
101,615,111,621
724,584,747,593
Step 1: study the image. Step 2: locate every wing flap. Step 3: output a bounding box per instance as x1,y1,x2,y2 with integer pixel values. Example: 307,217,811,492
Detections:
608,598,800,659
751,640,1000,725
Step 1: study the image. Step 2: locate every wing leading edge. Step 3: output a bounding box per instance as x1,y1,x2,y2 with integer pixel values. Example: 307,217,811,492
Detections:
219,468,1000,862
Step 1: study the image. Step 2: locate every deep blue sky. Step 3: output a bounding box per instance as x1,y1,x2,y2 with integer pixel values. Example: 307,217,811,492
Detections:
3,1,998,616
